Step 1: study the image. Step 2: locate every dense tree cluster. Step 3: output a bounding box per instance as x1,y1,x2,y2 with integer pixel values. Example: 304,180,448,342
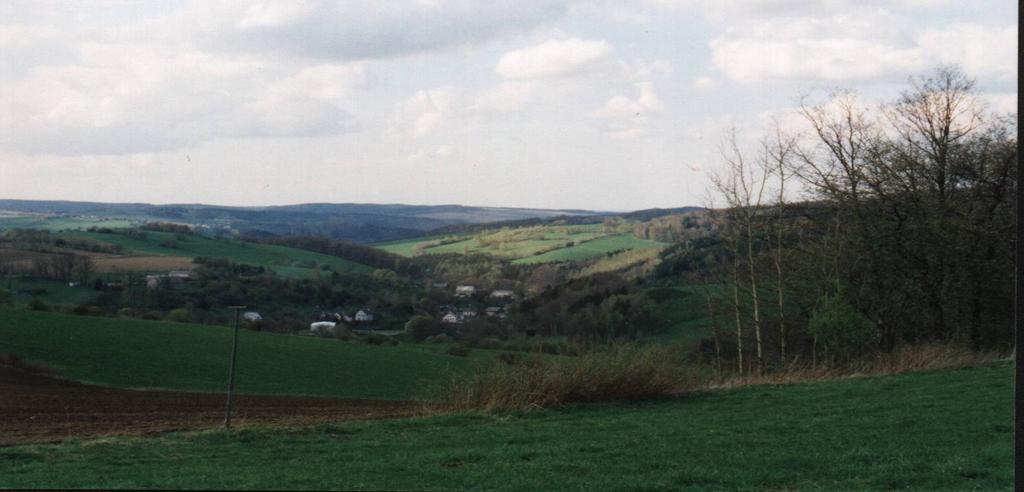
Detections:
701,66,1015,372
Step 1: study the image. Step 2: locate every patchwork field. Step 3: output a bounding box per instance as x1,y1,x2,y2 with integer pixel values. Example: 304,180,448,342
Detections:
0,363,1010,490
0,212,135,231
376,225,667,264
0,308,472,400
60,230,374,278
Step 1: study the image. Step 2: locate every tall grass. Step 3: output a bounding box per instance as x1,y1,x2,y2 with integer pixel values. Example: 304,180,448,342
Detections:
431,345,704,412
430,341,1008,412
707,341,1010,390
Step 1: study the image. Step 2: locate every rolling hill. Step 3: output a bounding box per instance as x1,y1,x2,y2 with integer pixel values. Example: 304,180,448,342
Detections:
0,200,608,243
375,224,668,264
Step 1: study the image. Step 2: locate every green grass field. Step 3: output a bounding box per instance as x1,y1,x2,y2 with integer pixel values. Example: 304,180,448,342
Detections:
512,233,666,264
5,278,95,306
0,308,470,399
62,230,373,278
0,363,1011,490
375,226,665,265
0,212,135,231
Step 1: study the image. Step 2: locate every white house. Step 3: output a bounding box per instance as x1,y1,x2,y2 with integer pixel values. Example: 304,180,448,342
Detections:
355,309,374,322
441,313,460,324
455,285,476,297
242,311,262,322
489,290,515,300
484,306,503,317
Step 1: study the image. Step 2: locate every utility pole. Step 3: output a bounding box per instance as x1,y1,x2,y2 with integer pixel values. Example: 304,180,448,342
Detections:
224,305,246,429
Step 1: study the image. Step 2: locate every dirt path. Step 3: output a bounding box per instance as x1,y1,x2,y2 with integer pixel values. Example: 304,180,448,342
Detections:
0,367,421,446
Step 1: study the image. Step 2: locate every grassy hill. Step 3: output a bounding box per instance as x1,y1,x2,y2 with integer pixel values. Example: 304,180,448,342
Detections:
0,200,605,243
376,225,667,264
61,230,374,278
0,308,472,399
0,211,135,231
0,363,1011,490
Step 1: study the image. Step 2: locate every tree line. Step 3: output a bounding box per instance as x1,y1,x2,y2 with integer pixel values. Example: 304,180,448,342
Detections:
703,66,1015,373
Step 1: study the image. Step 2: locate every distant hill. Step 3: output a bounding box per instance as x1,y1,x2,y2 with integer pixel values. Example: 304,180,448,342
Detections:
0,200,608,243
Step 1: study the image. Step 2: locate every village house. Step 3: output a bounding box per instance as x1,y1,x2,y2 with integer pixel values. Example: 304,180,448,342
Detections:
485,305,505,317
145,271,192,290
441,312,460,324
489,290,515,300
454,285,476,297
242,311,262,322
355,309,375,322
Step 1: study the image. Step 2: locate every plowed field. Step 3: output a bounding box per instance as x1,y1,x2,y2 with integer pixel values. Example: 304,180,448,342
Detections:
0,367,420,446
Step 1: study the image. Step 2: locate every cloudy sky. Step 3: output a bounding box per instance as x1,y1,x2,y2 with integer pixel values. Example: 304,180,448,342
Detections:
0,1,1016,211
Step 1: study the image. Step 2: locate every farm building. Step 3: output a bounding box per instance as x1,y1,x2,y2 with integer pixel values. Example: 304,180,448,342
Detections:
454,285,476,297
309,321,336,335
355,309,375,322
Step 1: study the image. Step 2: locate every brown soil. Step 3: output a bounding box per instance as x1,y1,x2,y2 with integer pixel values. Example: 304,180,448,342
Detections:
92,255,195,272
0,366,421,446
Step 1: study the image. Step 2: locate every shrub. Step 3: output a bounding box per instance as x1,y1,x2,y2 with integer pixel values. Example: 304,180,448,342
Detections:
0,289,10,306
432,344,702,412
140,311,162,320
447,343,471,357
167,308,191,323
27,299,49,311
497,352,519,365
406,315,443,341
809,292,877,362
361,333,389,345
425,333,453,344
333,326,353,341
474,337,503,350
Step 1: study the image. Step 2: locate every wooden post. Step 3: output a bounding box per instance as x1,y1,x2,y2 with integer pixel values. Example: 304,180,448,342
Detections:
224,305,245,429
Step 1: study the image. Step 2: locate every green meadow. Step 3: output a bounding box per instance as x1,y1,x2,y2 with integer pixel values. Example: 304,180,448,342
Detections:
0,308,470,399
0,363,1011,490
375,226,666,264
62,230,374,278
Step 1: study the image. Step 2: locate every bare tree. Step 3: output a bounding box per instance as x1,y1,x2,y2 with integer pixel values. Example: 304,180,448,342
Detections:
761,121,797,364
710,128,770,373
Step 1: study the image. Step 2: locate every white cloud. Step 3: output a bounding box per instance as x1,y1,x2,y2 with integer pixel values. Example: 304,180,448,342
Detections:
397,87,459,138
693,76,714,89
979,92,1018,115
915,24,1017,83
0,43,366,155
201,0,570,60
596,82,663,139
495,37,614,79
598,82,663,119
709,14,926,83
473,81,538,112
708,11,1016,85
408,144,454,160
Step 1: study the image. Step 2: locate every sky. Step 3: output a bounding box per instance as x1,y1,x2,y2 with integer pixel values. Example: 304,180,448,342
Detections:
0,0,1016,211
